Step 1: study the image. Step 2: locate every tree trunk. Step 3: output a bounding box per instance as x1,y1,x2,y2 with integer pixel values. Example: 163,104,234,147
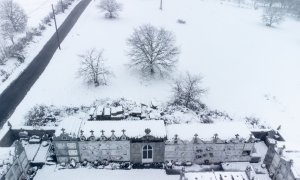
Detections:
10,36,15,45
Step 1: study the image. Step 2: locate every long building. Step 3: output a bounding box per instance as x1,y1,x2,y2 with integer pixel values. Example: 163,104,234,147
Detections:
53,119,256,165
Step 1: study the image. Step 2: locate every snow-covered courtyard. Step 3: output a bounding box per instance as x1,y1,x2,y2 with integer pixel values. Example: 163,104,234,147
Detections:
6,0,300,148
34,166,179,180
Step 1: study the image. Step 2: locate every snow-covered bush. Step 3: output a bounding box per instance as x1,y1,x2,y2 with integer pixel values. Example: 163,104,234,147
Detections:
7,42,25,63
127,24,180,78
42,16,51,25
25,105,57,126
262,6,285,26
245,116,269,129
0,69,10,82
55,0,69,14
98,0,122,18
78,49,113,87
170,72,206,111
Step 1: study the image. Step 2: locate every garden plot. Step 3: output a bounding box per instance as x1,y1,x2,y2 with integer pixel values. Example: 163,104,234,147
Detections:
6,0,300,148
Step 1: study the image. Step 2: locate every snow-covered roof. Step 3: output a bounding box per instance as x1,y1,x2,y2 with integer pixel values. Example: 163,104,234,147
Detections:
79,120,166,138
166,122,252,141
55,117,83,137
184,171,249,180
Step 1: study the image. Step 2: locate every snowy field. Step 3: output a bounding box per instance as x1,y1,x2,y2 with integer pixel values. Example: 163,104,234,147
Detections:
7,0,300,147
9,0,60,27
34,166,179,180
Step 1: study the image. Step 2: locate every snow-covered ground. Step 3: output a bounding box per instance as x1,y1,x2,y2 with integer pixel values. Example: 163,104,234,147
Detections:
0,0,79,91
12,0,60,27
34,166,179,180
6,0,300,148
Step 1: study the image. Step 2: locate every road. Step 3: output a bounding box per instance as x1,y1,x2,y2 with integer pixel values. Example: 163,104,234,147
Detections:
0,0,92,128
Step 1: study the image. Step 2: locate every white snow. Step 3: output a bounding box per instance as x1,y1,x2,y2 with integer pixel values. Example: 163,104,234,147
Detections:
55,117,83,136
166,122,251,141
12,0,60,27
34,166,179,180
184,171,249,180
5,0,300,149
79,120,166,138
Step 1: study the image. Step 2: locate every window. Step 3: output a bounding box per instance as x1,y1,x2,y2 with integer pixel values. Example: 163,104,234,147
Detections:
142,145,153,159
209,153,214,157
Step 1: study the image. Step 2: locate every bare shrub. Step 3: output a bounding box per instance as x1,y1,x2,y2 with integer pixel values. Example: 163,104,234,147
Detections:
78,49,113,86
170,72,207,111
262,6,285,26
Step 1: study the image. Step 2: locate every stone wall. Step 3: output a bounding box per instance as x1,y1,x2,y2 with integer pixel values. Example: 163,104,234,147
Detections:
165,141,254,164
54,140,80,163
78,141,130,162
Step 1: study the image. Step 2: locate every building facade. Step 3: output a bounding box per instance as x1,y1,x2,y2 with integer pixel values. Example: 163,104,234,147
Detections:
53,120,256,165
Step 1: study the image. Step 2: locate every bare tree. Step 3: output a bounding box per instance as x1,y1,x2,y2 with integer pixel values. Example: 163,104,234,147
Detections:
262,6,285,26
78,49,112,87
127,24,180,78
98,0,122,18
170,73,207,110
0,0,28,44
0,39,8,65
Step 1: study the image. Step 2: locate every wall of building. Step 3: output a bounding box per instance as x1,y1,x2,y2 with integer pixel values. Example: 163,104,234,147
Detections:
53,140,80,163
165,141,254,164
78,141,130,162
130,142,165,163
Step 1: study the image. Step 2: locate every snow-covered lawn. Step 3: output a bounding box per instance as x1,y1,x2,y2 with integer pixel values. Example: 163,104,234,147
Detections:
7,0,300,147
34,166,179,180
